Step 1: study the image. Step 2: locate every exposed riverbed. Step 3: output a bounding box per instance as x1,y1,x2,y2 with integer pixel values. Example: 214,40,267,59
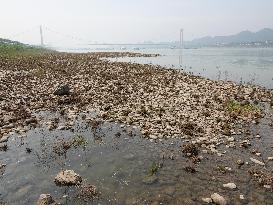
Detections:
0,52,273,204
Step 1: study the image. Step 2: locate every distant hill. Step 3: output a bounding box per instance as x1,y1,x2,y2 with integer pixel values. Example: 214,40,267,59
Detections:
0,38,26,46
191,28,273,46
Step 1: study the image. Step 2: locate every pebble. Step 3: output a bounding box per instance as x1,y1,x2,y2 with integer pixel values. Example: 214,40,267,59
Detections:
250,157,265,166
0,135,9,143
202,198,212,203
36,194,58,205
211,193,227,205
239,194,245,200
264,185,271,189
223,182,237,190
57,126,66,130
267,157,273,161
237,160,244,166
227,137,234,142
54,170,82,186
149,135,158,140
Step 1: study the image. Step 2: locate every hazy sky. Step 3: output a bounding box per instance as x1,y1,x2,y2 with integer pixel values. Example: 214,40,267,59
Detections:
1,0,273,46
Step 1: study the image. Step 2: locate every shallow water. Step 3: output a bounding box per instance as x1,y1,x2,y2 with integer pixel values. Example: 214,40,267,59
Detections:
1,109,273,205
110,48,273,89
58,46,273,89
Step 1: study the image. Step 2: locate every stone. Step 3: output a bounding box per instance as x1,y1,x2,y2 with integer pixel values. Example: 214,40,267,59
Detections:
264,185,271,189
0,135,9,143
36,194,58,205
267,157,273,161
211,193,227,205
237,160,244,166
57,125,66,130
53,85,70,96
54,170,82,186
239,194,245,200
250,157,265,166
0,164,6,175
0,143,8,151
223,182,237,190
149,135,158,140
202,198,212,203
227,137,234,142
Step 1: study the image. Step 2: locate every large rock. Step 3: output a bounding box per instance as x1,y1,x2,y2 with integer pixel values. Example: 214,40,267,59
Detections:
36,194,58,205
54,170,82,186
211,193,227,205
53,85,70,96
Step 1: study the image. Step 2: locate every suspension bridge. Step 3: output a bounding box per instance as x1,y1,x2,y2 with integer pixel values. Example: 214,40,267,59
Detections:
4,25,184,50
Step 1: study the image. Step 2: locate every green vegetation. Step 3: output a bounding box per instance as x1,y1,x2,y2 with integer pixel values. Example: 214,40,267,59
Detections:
226,100,261,117
0,38,51,57
72,135,88,149
147,162,162,176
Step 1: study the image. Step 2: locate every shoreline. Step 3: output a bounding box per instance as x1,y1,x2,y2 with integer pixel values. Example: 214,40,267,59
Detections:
1,52,272,147
1,52,273,204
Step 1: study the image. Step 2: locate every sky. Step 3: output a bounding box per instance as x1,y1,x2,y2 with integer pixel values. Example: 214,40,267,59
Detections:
0,0,273,46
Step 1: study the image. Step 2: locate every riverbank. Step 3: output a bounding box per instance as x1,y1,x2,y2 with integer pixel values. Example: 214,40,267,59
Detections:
1,52,273,204
1,52,272,148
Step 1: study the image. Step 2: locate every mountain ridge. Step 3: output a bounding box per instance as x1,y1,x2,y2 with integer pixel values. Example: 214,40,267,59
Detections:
191,28,273,46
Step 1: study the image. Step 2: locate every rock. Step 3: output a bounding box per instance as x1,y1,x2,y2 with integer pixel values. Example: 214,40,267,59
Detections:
57,125,66,130
0,143,8,151
54,170,82,186
0,164,6,175
53,85,70,96
0,164,6,169
237,160,244,166
0,135,9,143
264,185,271,189
239,194,245,200
227,137,234,142
25,118,37,125
223,182,237,190
267,157,273,161
250,157,265,166
211,193,227,205
202,198,212,203
36,194,58,205
142,175,158,185
149,135,158,140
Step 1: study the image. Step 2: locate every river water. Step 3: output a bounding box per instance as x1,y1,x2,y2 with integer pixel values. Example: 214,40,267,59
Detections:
1,110,273,205
58,47,273,89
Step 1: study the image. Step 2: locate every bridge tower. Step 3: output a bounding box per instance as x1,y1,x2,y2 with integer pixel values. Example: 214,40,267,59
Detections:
180,29,184,49
40,25,44,46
